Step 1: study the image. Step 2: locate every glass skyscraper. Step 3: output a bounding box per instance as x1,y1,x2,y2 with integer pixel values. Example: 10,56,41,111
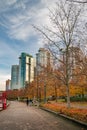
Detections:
19,52,35,88
11,65,19,90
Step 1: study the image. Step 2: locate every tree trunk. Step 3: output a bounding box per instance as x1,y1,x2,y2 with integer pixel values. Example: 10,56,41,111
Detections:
66,84,70,108
44,83,47,103
66,48,71,108
55,85,57,102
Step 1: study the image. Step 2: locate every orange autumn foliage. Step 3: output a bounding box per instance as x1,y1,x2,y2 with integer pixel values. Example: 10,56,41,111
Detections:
42,103,87,123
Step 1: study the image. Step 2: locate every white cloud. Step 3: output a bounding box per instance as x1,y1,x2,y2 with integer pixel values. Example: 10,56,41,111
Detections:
9,24,31,41
6,0,17,6
37,37,45,46
0,0,59,42
0,0,17,13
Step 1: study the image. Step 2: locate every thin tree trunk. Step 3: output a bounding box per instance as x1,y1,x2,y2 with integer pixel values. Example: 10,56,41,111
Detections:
55,85,57,102
66,84,70,108
44,82,47,103
66,48,71,108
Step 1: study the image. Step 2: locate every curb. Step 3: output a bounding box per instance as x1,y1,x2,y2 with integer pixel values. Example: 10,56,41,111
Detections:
40,107,87,128
40,107,59,115
59,113,87,127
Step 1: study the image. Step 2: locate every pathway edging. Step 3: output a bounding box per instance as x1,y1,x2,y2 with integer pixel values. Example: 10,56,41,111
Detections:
40,106,87,127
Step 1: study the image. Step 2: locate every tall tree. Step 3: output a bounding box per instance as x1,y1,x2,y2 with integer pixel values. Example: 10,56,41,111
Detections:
34,0,86,108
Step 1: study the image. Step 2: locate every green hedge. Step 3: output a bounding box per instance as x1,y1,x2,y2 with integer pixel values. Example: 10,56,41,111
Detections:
70,96,87,102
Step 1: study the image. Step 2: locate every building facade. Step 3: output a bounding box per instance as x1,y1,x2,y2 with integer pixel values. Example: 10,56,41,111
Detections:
11,65,19,90
18,52,35,88
6,79,11,91
36,48,53,74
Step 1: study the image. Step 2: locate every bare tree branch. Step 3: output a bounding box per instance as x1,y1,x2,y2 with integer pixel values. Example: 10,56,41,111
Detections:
66,0,87,3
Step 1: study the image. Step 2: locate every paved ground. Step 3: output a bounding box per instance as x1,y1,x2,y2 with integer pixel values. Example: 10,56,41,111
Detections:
0,101,86,130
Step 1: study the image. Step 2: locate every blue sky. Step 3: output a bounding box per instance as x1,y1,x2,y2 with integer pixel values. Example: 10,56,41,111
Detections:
0,0,58,90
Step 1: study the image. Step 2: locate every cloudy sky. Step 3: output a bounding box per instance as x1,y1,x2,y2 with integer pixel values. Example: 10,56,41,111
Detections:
0,0,87,91
0,0,59,90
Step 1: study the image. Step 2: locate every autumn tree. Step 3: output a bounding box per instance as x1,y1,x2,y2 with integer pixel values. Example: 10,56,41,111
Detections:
34,0,87,108
6,89,19,100
73,55,87,97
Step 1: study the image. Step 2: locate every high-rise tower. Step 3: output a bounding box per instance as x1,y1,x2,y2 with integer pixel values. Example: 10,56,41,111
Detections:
11,65,19,90
19,52,35,88
6,79,11,91
36,48,53,74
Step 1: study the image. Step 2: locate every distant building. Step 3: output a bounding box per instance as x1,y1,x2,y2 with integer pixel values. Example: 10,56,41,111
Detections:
60,46,84,68
6,79,11,91
36,48,53,74
11,65,19,90
18,52,36,88
59,46,84,81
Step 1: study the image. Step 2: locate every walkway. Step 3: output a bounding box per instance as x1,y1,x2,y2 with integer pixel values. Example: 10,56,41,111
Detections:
0,101,86,130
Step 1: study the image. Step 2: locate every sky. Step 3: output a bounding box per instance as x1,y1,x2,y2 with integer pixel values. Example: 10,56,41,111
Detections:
0,0,59,91
0,0,87,91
